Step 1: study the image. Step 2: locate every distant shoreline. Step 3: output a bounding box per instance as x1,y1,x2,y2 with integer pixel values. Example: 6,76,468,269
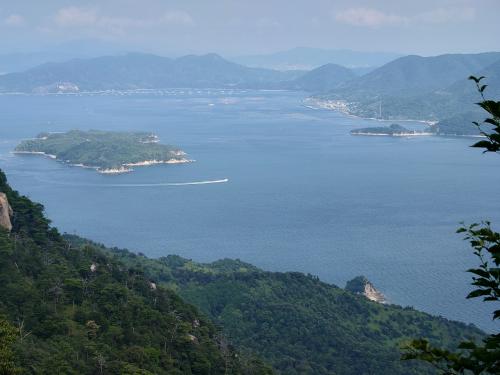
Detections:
304,98,437,126
351,132,434,137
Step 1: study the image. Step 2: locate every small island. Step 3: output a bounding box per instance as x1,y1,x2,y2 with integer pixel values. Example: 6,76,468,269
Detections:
350,123,432,137
14,130,192,174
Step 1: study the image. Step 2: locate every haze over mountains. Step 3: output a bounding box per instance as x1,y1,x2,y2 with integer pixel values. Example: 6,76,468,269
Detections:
0,53,302,92
0,40,128,74
233,47,402,71
1,49,499,127
321,52,500,121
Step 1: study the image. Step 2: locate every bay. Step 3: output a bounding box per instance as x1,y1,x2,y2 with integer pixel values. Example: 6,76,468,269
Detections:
0,89,498,331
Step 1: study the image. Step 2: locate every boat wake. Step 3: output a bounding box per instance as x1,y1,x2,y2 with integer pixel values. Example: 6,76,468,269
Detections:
38,178,229,187
107,179,229,187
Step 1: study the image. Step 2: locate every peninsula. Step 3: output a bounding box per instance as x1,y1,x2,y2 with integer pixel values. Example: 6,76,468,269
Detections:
14,130,191,174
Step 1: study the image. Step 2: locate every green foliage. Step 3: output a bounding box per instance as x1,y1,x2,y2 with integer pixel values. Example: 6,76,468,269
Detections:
403,78,500,374
0,170,271,374
14,130,186,171
345,275,369,294
74,237,484,375
0,316,18,375
458,222,500,320
469,76,500,153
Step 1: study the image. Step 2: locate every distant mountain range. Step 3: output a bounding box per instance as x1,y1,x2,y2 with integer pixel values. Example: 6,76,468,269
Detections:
335,52,500,96
0,39,128,74
2,50,499,132
233,47,402,71
0,53,303,93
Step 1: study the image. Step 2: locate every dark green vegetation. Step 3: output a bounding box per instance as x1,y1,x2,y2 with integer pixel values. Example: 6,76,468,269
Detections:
0,169,272,374
350,123,425,136
345,276,370,294
404,78,500,374
0,163,488,374
63,237,485,375
15,130,187,172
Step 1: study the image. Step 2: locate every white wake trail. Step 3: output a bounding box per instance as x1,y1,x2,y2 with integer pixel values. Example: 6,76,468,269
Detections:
106,178,229,187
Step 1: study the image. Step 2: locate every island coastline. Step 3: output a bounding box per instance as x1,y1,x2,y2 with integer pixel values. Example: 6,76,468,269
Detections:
14,130,193,174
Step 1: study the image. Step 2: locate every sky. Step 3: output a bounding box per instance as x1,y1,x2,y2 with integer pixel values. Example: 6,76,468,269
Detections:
0,0,499,57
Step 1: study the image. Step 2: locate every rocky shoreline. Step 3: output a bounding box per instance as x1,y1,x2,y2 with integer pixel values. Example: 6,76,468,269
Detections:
13,151,193,174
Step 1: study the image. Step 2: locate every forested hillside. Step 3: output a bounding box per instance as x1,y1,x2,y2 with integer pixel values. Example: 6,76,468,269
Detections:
0,169,272,374
0,167,486,375
72,239,485,375
320,52,500,122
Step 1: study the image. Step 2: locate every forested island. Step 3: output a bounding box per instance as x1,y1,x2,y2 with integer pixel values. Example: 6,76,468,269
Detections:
14,130,191,174
351,120,486,137
350,123,433,136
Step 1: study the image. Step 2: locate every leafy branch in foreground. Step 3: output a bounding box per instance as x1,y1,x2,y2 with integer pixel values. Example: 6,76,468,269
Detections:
469,76,500,153
402,79,500,374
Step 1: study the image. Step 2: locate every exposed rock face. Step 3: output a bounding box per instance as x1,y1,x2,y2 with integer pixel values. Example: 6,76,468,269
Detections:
0,192,13,231
363,281,386,304
345,276,387,304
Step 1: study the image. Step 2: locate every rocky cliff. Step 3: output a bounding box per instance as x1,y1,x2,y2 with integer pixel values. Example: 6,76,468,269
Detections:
345,276,387,303
0,192,13,231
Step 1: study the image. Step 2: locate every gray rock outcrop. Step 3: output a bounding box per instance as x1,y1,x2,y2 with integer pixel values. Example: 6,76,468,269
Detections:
0,192,13,231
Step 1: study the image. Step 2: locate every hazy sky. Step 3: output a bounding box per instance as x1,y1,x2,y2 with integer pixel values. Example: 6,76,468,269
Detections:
0,0,499,56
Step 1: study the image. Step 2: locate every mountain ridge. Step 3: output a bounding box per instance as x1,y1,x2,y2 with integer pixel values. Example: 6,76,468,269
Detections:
67,237,485,375
0,52,303,93
318,52,500,121
0,169,272,374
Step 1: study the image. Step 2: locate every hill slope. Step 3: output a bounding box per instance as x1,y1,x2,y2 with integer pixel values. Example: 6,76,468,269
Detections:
378,58,500,122
0,168,485,374
285,63,356,92
0,53,301,93
0,169,272,374
336,52,500,97
75,240,485,375
321,52,500,120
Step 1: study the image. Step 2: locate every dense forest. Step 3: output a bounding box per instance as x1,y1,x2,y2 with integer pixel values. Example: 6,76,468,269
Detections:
15,130,188,172
0,169,272,374
0,167,487,374
69,239,485,375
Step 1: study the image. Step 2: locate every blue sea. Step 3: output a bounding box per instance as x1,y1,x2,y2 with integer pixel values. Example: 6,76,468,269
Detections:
0,89,498,331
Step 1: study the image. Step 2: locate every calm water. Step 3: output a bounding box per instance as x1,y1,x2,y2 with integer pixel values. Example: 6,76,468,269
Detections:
0,90,498,331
